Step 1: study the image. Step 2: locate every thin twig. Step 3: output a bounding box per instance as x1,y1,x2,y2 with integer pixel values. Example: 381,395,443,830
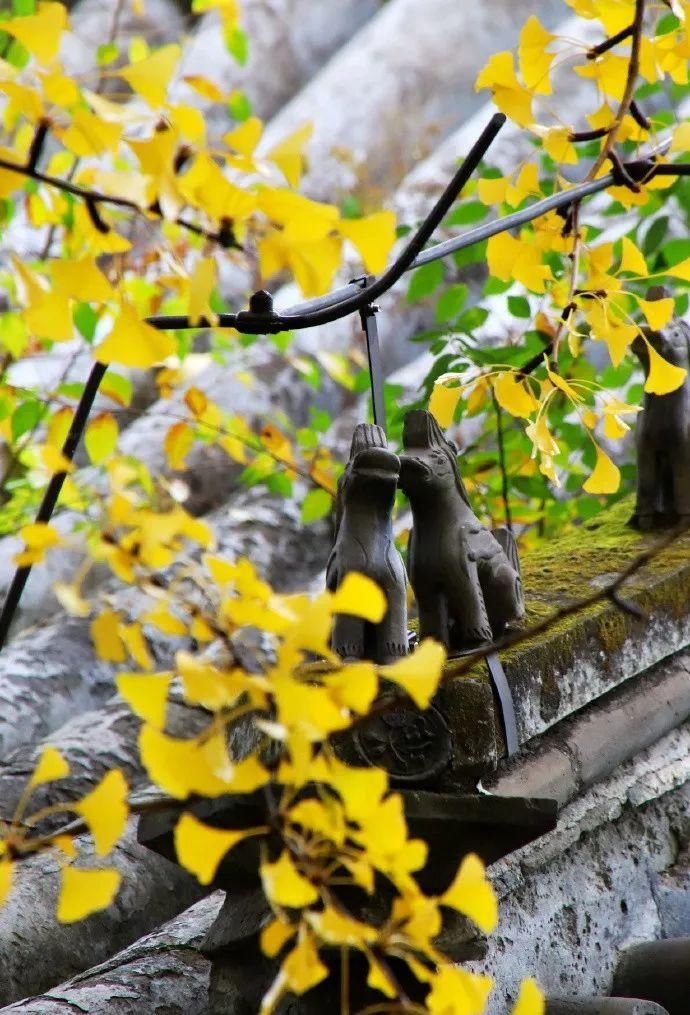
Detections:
0,149,238,249
491,391,512,533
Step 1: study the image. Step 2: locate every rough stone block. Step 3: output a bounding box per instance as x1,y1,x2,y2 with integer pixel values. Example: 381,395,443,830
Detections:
439,677,500,784
612,939,690,1015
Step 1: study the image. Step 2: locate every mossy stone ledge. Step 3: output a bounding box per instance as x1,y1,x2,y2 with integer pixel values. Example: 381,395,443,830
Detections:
437,497,690,778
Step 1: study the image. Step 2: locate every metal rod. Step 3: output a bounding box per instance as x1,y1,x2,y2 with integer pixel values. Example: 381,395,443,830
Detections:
0,361,107,650
360,304,386,432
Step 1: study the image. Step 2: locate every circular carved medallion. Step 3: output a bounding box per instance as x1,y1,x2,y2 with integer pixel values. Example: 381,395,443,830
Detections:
353,705,451,784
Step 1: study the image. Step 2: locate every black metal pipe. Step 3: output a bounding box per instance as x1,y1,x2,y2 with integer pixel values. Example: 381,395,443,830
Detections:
0,361,107,650
147,112,508,334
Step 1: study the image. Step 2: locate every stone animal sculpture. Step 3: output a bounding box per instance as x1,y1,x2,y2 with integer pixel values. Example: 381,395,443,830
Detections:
631,288,690,531
326,423,408,663
399,409,524,653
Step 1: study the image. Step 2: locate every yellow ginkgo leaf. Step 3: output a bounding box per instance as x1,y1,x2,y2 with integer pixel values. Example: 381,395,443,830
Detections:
174,812,255,885
261,851,318,908
429,382,461,428
60,111,122,157
260,917,297,958
665,256,690,282
493,372,538,419
644,339,688,395
14,522,63,566
188,258,218,326
84,413,118,465
518,15,554,94
119,45,181,107
38,444,75,475
330,572,386,623
487,233,552,292
324,662,378,716
96,304,175,369
325,757,388,824
183,74,226,103
619,237,648,277
57,867,121,923
339,211,396,275
51,258,114,303
426,966,493,1015
75,769,128,856
637,296,674,331
512,977,545,1015
379,638,446,709
116,672,172,728
2,3,68,65
540,126,578,165
475,52,534,127
0,857,13,906
224,116,263,156
583,443,620,495
441,853,498,933
46,407,74,449
282,930,329,995
91,609,126,663
266,122,313,188
671,121,690,152
164,421,195,471
30,745,70,788
142,604,187,637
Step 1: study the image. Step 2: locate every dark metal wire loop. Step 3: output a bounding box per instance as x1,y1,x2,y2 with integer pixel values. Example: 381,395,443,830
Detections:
0,118,686,650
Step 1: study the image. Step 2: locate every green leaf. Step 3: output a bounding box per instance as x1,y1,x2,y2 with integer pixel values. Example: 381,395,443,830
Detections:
308,407,331,433
11,400,42,441
435,284,468,323
97,42,119,66
73,303,99,342
301,488,333,524
227,89,252,122
407,261,444,303
225,26,249,65
445,201,488,226
508,295,531,319
643,217,669,258
456,307,488,332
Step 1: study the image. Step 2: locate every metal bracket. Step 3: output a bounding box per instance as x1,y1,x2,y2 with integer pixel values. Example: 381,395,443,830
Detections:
359,298,387,434
486,651,519,757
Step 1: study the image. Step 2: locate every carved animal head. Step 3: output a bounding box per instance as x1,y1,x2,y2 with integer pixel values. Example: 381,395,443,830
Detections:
346,423,400,479
334,424,400,534
398,409,471,505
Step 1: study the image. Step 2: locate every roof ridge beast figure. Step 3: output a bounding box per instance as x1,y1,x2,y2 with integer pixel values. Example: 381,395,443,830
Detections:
631,287,690,531
399,409,524,653
327,423,408,663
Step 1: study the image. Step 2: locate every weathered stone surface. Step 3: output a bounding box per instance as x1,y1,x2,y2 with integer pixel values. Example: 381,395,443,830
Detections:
471,725,690,1013
0,821,205,1006
178,0,379,123
439,677,500,786
261,0,564,202
0,894,221,1014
